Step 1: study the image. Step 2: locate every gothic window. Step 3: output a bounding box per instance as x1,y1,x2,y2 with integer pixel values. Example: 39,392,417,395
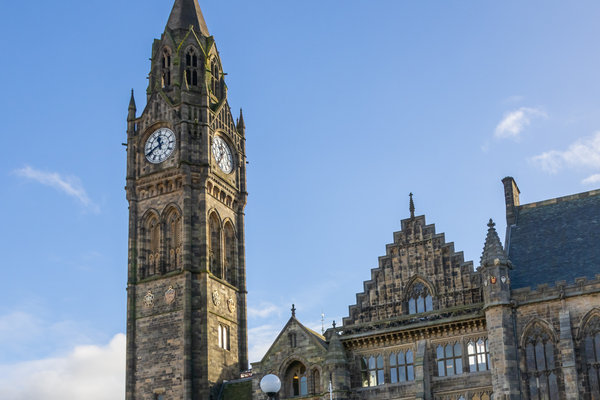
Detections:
218,324,229,350
162,49,171,88
524,323,559,400
211,58,220,98
147,218,160,276
407,281,433,314
168,214,182,271
209,214,222,278
289,333,297,348
224,222,236,286
390,349,415,383
286,362,307,397
361,355,384,387
582,315,600,399
468,339,490,372
437,342,463,377
311,369,321,394
185,48,199,87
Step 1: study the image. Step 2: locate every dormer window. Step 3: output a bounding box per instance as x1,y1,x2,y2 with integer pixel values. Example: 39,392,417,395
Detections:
185,48,199,87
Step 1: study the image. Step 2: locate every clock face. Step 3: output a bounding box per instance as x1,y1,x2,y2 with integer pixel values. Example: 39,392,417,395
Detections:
145,128,176,164
212,136,233,174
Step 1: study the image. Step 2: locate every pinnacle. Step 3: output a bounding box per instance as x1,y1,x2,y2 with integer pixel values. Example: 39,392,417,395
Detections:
128,89,136,111
166,0,210,36
480,218,509,268
238,108,245,128
324,321,347,365
409,193,415,219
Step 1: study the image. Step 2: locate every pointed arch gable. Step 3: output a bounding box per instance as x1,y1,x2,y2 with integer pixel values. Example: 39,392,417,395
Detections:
207,208,223,227
161,203,183,221
140,208,161,227
403,274,437,301
577,307,600,340
520,317,558,346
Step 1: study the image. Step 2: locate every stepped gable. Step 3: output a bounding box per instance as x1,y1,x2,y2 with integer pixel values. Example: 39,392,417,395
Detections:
343,213,481,326
507,188,600,290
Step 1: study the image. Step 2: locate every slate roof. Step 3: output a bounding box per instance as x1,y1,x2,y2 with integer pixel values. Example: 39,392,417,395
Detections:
166,0,210,36
507,189,600,290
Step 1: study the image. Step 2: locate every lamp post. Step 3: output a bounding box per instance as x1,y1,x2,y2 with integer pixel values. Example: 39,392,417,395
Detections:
260,374,281,400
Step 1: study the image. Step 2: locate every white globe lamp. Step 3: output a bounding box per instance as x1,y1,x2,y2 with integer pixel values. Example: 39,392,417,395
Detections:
260,374,281,399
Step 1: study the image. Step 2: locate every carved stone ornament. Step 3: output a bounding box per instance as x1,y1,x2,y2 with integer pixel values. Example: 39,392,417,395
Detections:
227,298,236,313
490,276,497,284
500,275,507,284
494,258,500,266
484,278,488,287
165,286,176,304
212,290,221,306
144,291,154,307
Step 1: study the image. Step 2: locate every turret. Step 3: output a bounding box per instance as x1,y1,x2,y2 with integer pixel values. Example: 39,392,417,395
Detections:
323,322,350,399
480,219,513,307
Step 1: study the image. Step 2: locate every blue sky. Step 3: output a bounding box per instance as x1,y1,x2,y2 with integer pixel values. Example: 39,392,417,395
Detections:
2,1,600,398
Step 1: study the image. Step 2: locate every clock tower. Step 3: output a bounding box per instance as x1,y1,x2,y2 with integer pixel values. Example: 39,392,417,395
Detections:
124,1,248,399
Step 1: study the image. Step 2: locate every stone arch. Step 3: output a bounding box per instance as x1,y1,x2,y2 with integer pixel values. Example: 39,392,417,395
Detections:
223,220,237,286
308,365,323,395
162,204,183,272
403,274,436,314
139,209,162,279
520,317,558,347
279,356,309,398
577,307,600,340
403,274,437,300
161,46,172,87
208,210,222,278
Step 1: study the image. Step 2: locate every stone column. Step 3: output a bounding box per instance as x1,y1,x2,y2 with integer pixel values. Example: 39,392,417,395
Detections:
414,339,431,400
559,309,579,400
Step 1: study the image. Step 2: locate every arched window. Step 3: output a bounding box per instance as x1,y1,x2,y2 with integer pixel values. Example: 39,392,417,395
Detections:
524,323,559,400
390,349,414,383
311,369,321,394
289,333,297,348
209,214,222,278
168,213,182,271
361,355,384,387
437,342,463,376
185,48,200,87
582,315,600,398
467,339,490,372
218,324,229,350
224,222,236,286
147,218,160,276
285,361,307,397
407,281,433,314
211,58,220,99
161,49,171,88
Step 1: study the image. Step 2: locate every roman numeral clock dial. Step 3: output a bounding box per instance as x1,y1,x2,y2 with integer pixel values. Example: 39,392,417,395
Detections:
145,128,176,164
212,136,233,174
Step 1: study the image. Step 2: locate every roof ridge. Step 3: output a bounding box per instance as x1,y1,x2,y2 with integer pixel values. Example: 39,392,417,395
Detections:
519,188,600,210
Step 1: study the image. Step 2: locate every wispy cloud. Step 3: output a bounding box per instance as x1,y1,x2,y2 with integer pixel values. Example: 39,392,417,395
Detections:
582,174,600,185
495,107,547,140
529,132,600,174
13,166,99,212
248,324,282,363
502,95,524,104
0,334,125,400
248,302,280,319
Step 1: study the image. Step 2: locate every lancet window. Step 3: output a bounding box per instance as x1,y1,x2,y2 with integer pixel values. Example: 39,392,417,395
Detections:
311,369,321,395
147,218,160,277
185,48,199,87
390,349,415,383
224,222,236,286
467,339,490,372
211,58,220,98
437,342,463,377
168,213,182,271
524,323,559,400
361,355,384,387
582,315,600,399
218,324,229,350
209,214,222,278
285,362,307,397
161,49,171,88
407,281,433,314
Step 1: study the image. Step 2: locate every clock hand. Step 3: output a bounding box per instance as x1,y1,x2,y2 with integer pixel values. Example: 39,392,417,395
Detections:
146,144,160,156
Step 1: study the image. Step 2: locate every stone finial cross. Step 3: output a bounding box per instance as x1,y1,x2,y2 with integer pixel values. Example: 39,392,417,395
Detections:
291,304,296,317
488,218,496,229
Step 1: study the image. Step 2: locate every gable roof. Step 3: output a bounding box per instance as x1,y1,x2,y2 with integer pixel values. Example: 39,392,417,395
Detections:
259,316,328,363
507,189,600,289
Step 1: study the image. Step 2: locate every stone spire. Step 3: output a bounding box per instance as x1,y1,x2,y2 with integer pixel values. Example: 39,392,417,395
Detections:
236,108,246,136
324,322,347,366
128,89,136,121
166,0,210,36
480,219,509,268
409,193,415,219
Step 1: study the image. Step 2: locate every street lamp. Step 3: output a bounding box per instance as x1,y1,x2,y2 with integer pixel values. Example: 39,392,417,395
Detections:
260,374,281,400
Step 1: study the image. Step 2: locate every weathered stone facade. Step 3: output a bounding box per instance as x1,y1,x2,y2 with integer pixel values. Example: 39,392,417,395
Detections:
125,1,249,399
251,179,600,400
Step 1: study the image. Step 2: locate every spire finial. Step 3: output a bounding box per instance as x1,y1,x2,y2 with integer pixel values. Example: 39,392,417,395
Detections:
128,89,136,111
488,218,496,229
409,193,415,218
291,304,296,318
332,320,336,329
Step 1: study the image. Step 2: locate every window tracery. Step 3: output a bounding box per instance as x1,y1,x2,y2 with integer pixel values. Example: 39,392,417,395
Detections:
209,214,222,278
524,323,559,400
437,342,463,377
185,48,199,87
161,49,171,88
583,315,600,399
361,355,384,387
390,349,415,383
168,214,182,271
224,222,236,286
147,218,160,277
407,281,433,314
211,58,220,99
467,339,490,372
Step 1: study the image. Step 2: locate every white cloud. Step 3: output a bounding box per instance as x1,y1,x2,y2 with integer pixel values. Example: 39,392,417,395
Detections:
13,166,99,212
582,174,600,185
248,324,282,364
494,107,547,139
248,302,280,319
502,95,524,104
529,132,600,174
0,334,125,400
